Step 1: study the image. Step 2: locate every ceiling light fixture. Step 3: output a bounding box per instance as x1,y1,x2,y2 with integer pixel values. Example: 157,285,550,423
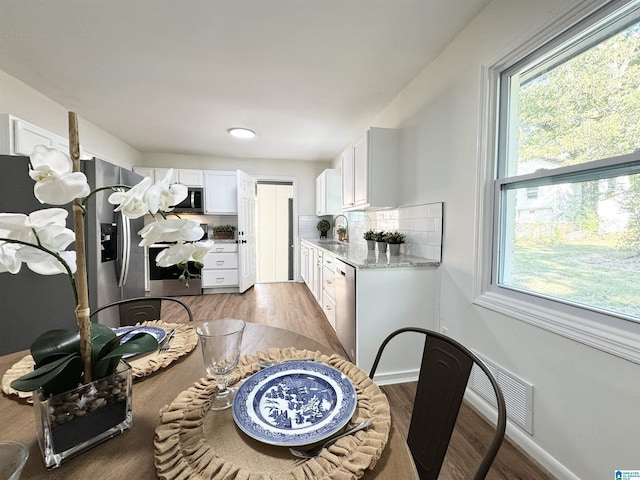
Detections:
227,127,256,139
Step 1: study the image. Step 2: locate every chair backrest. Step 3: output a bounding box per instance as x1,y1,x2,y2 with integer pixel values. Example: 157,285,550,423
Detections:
90,296,193,326
369,327,506,480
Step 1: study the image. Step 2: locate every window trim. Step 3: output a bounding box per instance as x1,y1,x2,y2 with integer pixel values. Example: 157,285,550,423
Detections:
474,0,640,364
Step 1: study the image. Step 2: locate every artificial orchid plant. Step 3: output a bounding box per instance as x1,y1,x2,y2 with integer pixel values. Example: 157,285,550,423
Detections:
0,115,212,395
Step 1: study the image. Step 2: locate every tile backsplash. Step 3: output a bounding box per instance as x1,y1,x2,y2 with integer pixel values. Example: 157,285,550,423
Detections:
298,202,443,262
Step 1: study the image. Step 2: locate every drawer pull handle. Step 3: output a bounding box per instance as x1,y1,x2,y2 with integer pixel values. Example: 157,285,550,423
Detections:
215,248,224,252
216,261,224,265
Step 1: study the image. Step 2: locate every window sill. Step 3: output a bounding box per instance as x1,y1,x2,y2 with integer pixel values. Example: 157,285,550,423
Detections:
474,290,640,364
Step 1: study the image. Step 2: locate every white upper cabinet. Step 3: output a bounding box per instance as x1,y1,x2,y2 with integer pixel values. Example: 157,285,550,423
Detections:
204,170,237,214
342,127,399,211
315,169,342,215
154,168,203,186
341,147,355,209
0,114,92,158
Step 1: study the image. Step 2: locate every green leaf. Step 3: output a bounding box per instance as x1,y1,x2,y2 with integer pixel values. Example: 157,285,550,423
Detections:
30,329,80,365
93,332,158,378
10,353,82,393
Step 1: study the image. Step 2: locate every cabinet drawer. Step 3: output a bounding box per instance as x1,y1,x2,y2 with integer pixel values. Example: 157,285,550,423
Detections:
202,269,239,287
204,252,238,269
208,243,238,253
322,266,335,300
321,292,336,331
323,253,337,272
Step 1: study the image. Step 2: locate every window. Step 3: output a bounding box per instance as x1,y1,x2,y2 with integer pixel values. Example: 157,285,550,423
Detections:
480,0,640,355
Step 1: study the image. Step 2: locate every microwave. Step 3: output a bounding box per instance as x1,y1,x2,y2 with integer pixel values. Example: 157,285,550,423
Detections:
172,187,204,213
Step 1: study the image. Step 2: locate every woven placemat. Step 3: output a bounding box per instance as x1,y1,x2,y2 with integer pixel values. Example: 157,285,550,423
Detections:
1,321,197,403
154,347,391,480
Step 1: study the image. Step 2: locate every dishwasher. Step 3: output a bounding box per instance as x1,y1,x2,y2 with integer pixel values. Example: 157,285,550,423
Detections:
334,258,356,362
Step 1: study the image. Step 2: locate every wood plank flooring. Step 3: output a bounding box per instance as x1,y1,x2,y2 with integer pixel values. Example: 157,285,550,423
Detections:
165,282,553,479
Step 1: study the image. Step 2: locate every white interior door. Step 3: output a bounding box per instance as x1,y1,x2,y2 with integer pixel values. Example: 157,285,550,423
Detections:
237,170,257,293
256,183,293,282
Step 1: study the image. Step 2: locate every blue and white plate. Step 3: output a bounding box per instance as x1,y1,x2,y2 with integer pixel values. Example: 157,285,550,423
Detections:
232,361,357,446
113,326,166,356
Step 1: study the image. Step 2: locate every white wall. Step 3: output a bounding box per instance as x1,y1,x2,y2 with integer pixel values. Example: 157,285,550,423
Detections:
0,69,141,168
141,152,328,215
357,0,640,478
0,68,326,216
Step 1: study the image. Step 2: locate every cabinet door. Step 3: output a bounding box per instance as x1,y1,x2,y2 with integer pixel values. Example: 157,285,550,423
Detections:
154,168,176,184
177,169,203,187
353,132,368,207
315,172,326,215
341,147,355,209
13,119,57,155
204,171,238,214
300,243,308,282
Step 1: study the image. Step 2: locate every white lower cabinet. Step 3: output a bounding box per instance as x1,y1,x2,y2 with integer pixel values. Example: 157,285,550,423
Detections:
300,239,439,381
202,243,239,291
301,240,338,329
322,291,336,330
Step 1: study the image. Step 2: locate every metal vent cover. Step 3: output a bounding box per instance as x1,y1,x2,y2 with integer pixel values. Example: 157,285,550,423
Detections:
470,358,534,434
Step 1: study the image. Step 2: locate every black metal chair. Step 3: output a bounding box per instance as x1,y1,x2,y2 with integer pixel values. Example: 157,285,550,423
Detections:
369,327,507,480
90,296,193,326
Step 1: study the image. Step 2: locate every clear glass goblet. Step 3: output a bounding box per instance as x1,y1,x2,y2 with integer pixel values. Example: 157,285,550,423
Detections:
0,441,28,480
196,318,246,410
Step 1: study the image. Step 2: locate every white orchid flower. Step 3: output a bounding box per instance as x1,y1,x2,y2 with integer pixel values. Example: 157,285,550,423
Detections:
0,208,76,275
29,145,90,205
108,176,152,219
0,243,22,273
154,240,212,267
191,241,213,263
137,218,203,247
144,169,188,214
154,241,195,267
0,209,70,242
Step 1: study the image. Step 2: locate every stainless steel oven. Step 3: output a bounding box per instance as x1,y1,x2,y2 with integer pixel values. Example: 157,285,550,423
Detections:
148,244,202,296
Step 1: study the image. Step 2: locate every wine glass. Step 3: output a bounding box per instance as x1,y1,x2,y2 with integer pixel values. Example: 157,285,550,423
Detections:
196,318,246,410
0,441,28,480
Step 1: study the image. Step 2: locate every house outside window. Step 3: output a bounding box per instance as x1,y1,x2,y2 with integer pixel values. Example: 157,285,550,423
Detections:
477,0,640,361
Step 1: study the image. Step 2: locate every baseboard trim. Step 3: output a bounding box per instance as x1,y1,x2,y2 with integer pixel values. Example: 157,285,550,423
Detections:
464,390,580,480
370,369,419,386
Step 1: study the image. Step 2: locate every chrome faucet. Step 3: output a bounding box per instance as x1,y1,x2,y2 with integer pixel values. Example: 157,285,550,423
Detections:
332,214,349,242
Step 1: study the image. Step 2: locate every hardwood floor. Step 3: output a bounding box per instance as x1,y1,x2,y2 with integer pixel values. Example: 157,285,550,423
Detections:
165,282,552,479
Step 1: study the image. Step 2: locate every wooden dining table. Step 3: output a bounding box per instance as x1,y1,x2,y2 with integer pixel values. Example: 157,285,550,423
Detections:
0,322,418,479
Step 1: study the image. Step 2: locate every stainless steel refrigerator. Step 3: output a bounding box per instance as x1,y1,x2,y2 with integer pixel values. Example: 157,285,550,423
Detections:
0,155,145,354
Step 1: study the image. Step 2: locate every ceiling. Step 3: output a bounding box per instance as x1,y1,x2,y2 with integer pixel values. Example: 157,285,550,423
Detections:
0,0,489,161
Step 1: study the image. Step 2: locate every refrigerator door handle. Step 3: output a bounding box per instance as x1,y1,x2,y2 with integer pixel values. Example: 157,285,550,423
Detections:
118,212,130,287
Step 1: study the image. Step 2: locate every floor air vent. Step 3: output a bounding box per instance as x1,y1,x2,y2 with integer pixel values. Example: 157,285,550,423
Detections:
470,358,533,434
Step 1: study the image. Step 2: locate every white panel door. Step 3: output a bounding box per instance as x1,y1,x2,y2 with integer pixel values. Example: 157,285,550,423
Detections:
237,170,257,293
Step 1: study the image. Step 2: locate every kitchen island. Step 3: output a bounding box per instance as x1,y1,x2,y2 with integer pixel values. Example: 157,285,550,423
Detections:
300,238,440,385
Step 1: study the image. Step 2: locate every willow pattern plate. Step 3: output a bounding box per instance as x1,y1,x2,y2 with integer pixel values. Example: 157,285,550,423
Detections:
232,361,357,446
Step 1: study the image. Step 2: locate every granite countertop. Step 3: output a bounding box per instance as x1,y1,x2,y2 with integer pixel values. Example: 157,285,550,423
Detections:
301,238,440,269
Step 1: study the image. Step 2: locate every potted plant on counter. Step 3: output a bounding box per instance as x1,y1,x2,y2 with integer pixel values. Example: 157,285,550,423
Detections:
0,112,212,468
212,224,236,239
374,230,387,252
363,229,376,250
317,219,331,239
336,226,347,242
384,231,406,256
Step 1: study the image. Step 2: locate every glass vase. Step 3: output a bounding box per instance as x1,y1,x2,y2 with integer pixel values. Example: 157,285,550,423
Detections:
32,361,132,469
